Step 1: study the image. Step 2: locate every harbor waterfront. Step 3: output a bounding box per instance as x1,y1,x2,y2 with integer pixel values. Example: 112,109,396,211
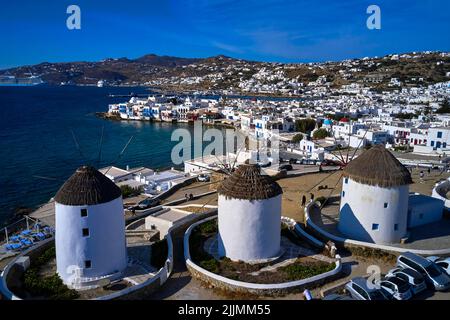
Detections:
0,85,227,226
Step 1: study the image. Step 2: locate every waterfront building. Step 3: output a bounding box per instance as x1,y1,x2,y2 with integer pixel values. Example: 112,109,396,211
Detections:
54,166,127,289
217,163,283,262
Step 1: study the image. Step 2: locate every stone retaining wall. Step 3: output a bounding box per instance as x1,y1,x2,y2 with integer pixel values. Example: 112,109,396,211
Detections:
184,216,342,296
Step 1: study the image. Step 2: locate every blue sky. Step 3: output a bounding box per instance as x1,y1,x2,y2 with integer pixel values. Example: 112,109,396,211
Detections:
0,0,449,69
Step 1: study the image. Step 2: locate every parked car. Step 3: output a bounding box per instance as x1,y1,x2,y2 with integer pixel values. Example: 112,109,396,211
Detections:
397,252,450,291
197,173,210,182
320,159,341,167
385,267,427,295
300,158,321,165
130,198,161,211
322,293,354,300
279,164,293,171
426,256,450,276
375,277,413,300
345,277,389,300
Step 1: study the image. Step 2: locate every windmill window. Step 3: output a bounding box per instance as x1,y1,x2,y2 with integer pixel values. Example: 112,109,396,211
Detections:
394,224,399,231
82,228,90,237
80,208,88,217
344,178,348,184
84,260,92,269
372,223,379,231
384,202,388,208
342,191,345,197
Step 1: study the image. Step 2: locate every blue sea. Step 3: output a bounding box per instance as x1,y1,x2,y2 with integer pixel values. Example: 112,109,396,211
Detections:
0,85,214,226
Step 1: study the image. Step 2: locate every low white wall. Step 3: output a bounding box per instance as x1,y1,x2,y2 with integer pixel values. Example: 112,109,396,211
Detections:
281,216,325,249
432,179,450,209
184,216,342,293
0,228,174,301
0,238,54,300
304,201,450,255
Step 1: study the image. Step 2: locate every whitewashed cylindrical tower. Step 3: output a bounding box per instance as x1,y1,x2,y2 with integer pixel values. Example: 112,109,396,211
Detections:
338,145,412,244
54,166,127,289
217,164,283,262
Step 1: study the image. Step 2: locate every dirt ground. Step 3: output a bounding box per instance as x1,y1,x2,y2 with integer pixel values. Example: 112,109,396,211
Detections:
159,167,449,226
278,168,450,224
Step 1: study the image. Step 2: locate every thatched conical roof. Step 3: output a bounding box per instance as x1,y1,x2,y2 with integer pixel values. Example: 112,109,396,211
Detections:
217,164,283,200
55,166,122,206
343,145,412,188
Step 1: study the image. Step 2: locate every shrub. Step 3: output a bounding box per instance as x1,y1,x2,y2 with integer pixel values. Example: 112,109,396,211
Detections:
23,246,79,299
120,185,142,198
281,261,335,281
189,219,219,271
292,133,303,143
23,268,79,299
34,246,56,267
313,128,329,139
295,118,316,133
197,220,218,234
199,258,220,273
347,246,397,262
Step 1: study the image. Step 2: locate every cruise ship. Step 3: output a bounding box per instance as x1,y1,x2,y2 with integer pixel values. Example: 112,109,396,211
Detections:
0,75,44,86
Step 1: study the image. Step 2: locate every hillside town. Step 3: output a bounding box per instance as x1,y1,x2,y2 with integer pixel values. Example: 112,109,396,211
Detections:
2,51,450,302
105,53,450,160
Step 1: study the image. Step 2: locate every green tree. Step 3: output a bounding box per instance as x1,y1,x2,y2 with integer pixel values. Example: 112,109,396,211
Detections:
292,133,303,143
295,118,316,133
120,185,142,198
313,128,329,140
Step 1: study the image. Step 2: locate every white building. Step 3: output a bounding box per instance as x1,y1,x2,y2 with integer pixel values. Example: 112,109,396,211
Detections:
413,127,450,154
54,166,127,290
338,145,412,244
217,164,283,262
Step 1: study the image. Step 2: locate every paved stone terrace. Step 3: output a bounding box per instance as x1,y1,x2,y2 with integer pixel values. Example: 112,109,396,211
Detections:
315,202,450,250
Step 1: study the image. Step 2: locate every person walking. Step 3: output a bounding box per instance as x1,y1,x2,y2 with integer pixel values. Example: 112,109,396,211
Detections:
310,193,315,201
301,195,307,207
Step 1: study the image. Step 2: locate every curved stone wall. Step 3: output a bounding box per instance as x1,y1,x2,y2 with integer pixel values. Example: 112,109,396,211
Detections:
184,216,342,295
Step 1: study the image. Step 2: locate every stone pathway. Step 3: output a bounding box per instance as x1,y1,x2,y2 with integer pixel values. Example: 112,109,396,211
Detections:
122,242,157,285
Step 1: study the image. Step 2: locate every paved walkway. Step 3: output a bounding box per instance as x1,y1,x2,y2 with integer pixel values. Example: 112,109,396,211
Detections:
314,202,450,250
29,201,55,227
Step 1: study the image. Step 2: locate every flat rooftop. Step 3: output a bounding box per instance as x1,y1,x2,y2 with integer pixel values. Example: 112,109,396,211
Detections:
153,209,193,223
99,166,130,178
